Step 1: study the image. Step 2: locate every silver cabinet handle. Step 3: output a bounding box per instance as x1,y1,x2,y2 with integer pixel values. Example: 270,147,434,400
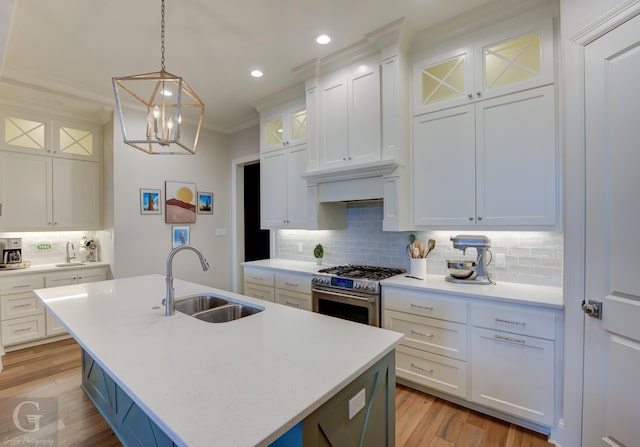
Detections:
477,216,483,221
494,334,526,344
15,327,32,333
410,363,433,373
285,301,300,307
410,329,433,338
284,282,299,287
14,303,32,308
468,93,473,99
410,303,434,311
477,90,482,96
468,217,474,221
495,317,526,326
12,284,32,289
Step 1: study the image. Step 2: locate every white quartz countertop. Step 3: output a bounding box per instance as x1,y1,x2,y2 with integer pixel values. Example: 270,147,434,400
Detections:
382,274,563,309
33,274,403,447
242,258,327,274
0,262,109,277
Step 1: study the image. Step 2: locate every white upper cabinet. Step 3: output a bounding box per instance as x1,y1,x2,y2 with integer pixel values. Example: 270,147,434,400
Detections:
260,98,307,153
0,108,102,231
317,58,381,170
413,17,554,115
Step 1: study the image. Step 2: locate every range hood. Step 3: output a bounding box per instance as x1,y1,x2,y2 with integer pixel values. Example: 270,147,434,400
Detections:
302,159,410,231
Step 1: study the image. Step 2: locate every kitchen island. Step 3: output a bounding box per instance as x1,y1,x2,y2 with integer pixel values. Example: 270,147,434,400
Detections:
33,274,403,446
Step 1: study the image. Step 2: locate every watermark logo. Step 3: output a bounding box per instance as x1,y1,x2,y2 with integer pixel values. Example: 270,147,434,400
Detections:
1,398,58,446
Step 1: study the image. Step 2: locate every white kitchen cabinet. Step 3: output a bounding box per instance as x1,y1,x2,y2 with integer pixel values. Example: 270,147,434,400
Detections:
413,85,557,228
275,270,312,311
0,109,102,231
260,98,307,153
469,300,558,426
383,288,469,399
317,59,381,170
413,17,554,115
243,266,275,302
260,145,308,229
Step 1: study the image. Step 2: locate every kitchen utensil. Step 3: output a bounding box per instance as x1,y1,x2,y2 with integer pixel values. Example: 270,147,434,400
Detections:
446,260,477,279
425,239,436,257
406,245,413,258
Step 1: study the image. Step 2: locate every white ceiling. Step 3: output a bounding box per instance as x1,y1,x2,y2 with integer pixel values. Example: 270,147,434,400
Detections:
0,0,528,133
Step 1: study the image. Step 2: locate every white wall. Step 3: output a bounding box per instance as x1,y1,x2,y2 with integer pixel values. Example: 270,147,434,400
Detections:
109,116,232,290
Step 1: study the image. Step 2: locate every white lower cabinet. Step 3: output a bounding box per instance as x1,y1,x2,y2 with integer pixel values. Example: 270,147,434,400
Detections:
243,265,312,311
0,266,107,348
383,285,560,429
469,302,557,426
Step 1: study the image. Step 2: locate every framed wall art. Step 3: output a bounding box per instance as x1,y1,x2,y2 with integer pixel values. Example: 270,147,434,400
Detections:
140,188,161,214
165,181,196,223
172,225,190,248
197,191,213,215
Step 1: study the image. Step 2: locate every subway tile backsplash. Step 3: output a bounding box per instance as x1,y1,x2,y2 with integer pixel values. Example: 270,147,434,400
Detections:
275,202,562,287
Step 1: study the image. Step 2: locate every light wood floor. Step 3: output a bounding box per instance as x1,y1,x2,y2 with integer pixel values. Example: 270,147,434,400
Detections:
0,339,553,446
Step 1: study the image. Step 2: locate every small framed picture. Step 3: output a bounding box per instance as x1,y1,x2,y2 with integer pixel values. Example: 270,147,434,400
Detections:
197,192,214,215
172,225,190,248
140,188,161,215
165,181,196,223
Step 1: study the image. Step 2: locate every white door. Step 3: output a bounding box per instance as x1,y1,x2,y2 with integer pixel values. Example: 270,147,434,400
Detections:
583,14,640,447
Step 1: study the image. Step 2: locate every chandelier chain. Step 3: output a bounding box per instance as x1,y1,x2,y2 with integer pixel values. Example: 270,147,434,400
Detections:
160,0,166,73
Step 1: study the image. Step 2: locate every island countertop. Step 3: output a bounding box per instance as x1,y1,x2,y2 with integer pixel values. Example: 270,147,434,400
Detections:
33,274,403,447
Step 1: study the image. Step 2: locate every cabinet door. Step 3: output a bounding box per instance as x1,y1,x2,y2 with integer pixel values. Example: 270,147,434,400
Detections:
413,45,475,115
262,114,285,152
77,267,108,283
0,111,51,155
287,108,308,148
285,145,308,228
476,18,554,100
45,271,78,288
53,121,101,162
470,326,554,425
260,150,288,228
348,66,381,165
412,105,476,227
319,76,349,169
52,158,102,229
475,85,556,226
0,151,52,230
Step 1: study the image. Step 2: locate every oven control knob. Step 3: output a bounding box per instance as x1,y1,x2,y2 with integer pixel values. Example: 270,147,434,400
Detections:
354,283,360,289
368,284,376,291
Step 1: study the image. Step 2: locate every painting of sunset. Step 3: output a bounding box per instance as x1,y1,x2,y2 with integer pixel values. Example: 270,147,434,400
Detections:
165,181,196,223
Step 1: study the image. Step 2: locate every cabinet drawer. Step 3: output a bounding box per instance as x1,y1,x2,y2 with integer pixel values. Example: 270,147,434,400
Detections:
244,283,275,302
383,288,467,323
0,274,45,294
77,267,108,283
275,289,312,311
45,271,78,287
275,271,312,294
1,313,46,345
1,291,43,320
470,302,557,340
396,345,467,399
470,326,555,425
243,267,275,287
385,309,467,361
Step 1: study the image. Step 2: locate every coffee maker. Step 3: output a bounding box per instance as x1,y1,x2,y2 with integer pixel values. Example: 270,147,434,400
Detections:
0,238,25,269
445,235,494,285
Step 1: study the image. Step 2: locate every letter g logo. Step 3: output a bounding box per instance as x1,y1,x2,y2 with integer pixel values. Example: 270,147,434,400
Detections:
12,400,43,432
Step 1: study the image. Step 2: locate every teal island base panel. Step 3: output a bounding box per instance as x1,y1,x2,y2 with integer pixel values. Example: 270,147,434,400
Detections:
81,348,396,446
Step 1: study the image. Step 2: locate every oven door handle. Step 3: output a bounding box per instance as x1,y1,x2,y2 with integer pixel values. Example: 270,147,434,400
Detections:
312,287,376,303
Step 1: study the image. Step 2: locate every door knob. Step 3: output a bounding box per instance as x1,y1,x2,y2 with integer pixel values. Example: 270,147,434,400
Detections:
582,300,602,319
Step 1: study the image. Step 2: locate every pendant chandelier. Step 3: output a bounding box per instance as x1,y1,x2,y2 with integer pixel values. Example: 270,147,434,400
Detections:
112,0,205,155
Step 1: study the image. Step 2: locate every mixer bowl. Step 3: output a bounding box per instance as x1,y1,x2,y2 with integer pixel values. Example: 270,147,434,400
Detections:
446,260,477,280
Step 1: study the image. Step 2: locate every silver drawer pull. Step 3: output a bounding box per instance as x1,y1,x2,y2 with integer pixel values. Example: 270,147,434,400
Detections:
410,363,433,374
252,293,265,299
285,301,300,307
14,303,32,308
494,334,526,344
410,330,433,338
410,303,434,311
284,282,299,287
12,284,32,289
495,317,526,326
15,327,32,333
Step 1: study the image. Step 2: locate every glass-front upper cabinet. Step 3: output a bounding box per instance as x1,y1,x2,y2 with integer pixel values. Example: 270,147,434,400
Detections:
413,17,554,115
261,107,307,152
53,121,100,161
0,111,50,155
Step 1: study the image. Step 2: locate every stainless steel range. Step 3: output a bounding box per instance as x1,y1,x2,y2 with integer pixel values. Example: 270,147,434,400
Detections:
312,264,405,327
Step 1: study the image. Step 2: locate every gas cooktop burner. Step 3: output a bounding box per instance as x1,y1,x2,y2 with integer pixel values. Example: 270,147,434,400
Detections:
317,264,405,281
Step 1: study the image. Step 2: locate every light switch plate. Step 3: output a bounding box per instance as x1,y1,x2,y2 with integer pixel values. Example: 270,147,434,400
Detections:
348,388,366,420
215,228,227,236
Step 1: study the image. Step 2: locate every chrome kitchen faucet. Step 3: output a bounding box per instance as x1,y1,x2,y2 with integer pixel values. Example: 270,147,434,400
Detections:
165,245,210,316
65,241,75,264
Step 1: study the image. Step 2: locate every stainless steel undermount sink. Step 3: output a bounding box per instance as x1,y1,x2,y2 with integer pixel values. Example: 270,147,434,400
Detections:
55,262,86,267
173,293,264,323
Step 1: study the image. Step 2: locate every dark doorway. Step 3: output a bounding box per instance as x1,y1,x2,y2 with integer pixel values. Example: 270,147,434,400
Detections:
244,163,270,261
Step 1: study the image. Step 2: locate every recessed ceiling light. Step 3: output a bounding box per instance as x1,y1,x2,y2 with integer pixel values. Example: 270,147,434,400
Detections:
315,34,331,45
251,70,264,78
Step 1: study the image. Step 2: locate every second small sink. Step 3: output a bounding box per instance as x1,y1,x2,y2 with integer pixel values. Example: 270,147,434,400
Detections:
174,293,264,323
